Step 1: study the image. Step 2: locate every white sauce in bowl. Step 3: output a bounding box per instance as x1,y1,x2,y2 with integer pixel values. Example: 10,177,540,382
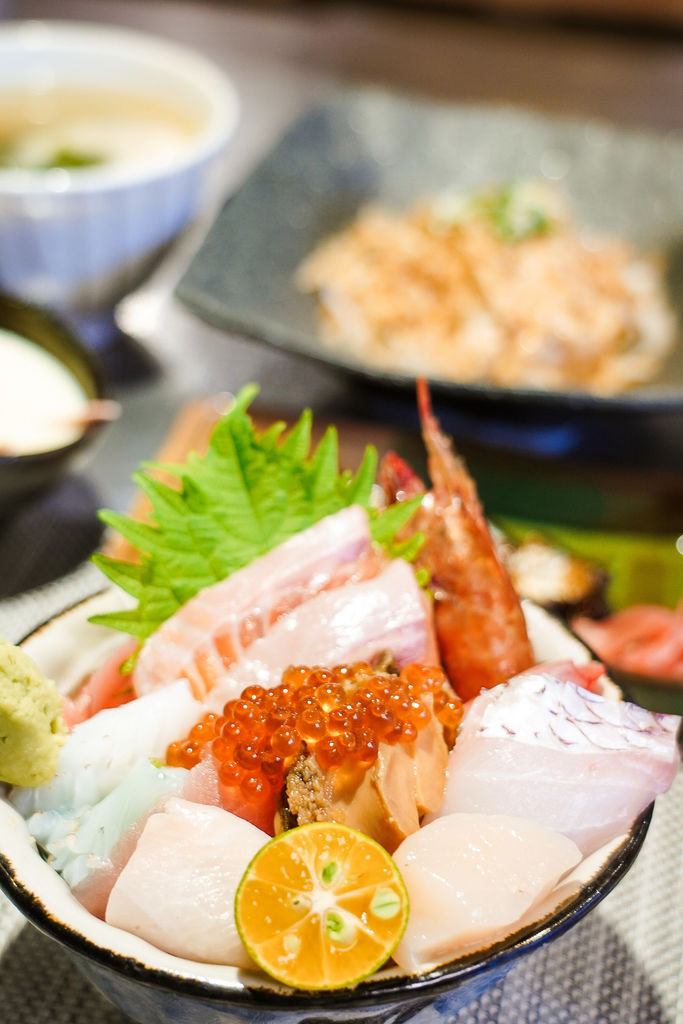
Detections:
0,329,89,454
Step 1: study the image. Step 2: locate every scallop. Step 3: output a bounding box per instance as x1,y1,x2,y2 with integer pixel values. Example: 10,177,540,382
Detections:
392,813,581,972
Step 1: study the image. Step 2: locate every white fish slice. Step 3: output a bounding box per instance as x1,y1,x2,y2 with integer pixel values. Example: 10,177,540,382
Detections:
392,813,581,972
205,559,436,709
11,679,202,816
432,670,681,854
105,797,269,967
26,759,187,889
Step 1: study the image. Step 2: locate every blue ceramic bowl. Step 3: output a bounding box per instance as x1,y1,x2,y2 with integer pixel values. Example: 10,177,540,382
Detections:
0,21,239,314
0,593,652,1024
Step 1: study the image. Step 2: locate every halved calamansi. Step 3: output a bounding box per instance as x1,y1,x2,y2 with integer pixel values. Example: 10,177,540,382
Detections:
235,822,409,990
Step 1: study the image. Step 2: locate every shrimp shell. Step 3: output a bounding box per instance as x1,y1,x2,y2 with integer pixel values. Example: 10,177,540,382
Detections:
382,380,534,701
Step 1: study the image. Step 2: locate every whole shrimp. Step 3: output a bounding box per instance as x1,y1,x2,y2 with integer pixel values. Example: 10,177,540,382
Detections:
380,379,534,701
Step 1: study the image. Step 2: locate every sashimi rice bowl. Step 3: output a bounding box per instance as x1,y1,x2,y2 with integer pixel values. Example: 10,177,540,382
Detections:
0,381,679,1024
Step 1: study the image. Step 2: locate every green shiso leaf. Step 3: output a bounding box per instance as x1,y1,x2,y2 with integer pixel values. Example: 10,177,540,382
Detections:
90,385,424,643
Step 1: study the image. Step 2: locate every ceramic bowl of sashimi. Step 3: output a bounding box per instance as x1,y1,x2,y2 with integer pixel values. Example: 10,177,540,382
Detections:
0,588,679,1024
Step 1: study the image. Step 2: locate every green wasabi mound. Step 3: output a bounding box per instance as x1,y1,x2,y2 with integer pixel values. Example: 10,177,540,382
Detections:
0,639,65,787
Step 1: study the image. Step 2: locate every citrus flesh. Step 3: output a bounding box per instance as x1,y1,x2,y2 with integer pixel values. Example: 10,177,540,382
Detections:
234,821,409,990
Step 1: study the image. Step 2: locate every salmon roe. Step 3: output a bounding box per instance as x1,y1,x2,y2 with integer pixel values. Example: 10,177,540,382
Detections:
166,662,462,804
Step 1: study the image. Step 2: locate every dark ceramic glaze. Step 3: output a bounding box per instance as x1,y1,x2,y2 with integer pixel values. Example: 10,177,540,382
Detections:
176,88,683,413
0,290,109,511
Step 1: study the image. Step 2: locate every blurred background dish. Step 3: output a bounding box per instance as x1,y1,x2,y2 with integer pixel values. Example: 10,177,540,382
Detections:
294,182,676,399
570,603,683,714
176,89,683,411
0,20,239,350
597,667,683,718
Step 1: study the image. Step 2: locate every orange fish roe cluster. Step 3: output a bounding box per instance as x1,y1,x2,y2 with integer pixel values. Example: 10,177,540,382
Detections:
166,662,463,808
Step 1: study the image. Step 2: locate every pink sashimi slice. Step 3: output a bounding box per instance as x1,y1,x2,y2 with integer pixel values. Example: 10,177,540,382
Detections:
72,766,191,920
573,603,683,682
105,797,269,967
204,559,439,710
517,659,606,694
179,756,277,840
62,638,138,728
181,755,221,808
392,813,581,972
182,752,275,833
72,816,147,921
432,668,681,854
133,505,381,699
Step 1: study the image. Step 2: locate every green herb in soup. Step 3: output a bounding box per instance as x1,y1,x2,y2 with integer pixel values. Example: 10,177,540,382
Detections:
0,141,106,170
39,147,106,170
0,86,202,172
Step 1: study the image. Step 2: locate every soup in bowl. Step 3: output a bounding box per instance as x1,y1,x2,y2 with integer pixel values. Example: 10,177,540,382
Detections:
0,21,240,311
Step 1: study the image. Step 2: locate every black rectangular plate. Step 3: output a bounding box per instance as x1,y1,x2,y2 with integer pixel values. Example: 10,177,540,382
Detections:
177,88,683,412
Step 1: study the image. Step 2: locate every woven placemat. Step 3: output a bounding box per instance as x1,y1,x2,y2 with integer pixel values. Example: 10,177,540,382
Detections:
1,567,681,1024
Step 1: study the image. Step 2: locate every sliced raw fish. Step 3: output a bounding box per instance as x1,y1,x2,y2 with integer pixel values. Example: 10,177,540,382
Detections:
181,755,221,808
133,505,379,698
205,559,438,709
105,797,269,967
11,679,202,816
432,669,681,854
283,746,420,853
282,712,448,853
62,638,138,728
26,759,187,889
393,813,581,972
518,658,606,693
573,602,683,682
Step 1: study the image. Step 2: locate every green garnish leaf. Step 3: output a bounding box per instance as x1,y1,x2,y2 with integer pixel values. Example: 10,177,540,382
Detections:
0,143,106,171
433,180,557,243
90,385,424,644
41,147,106,169
476,183,553,242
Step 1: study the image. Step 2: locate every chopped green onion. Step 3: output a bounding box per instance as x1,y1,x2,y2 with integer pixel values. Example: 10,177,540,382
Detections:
321,860,340,885
325,909,357,945
370,887,402,920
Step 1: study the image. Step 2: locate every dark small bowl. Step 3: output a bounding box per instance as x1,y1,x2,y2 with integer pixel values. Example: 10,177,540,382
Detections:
0,291,110,514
